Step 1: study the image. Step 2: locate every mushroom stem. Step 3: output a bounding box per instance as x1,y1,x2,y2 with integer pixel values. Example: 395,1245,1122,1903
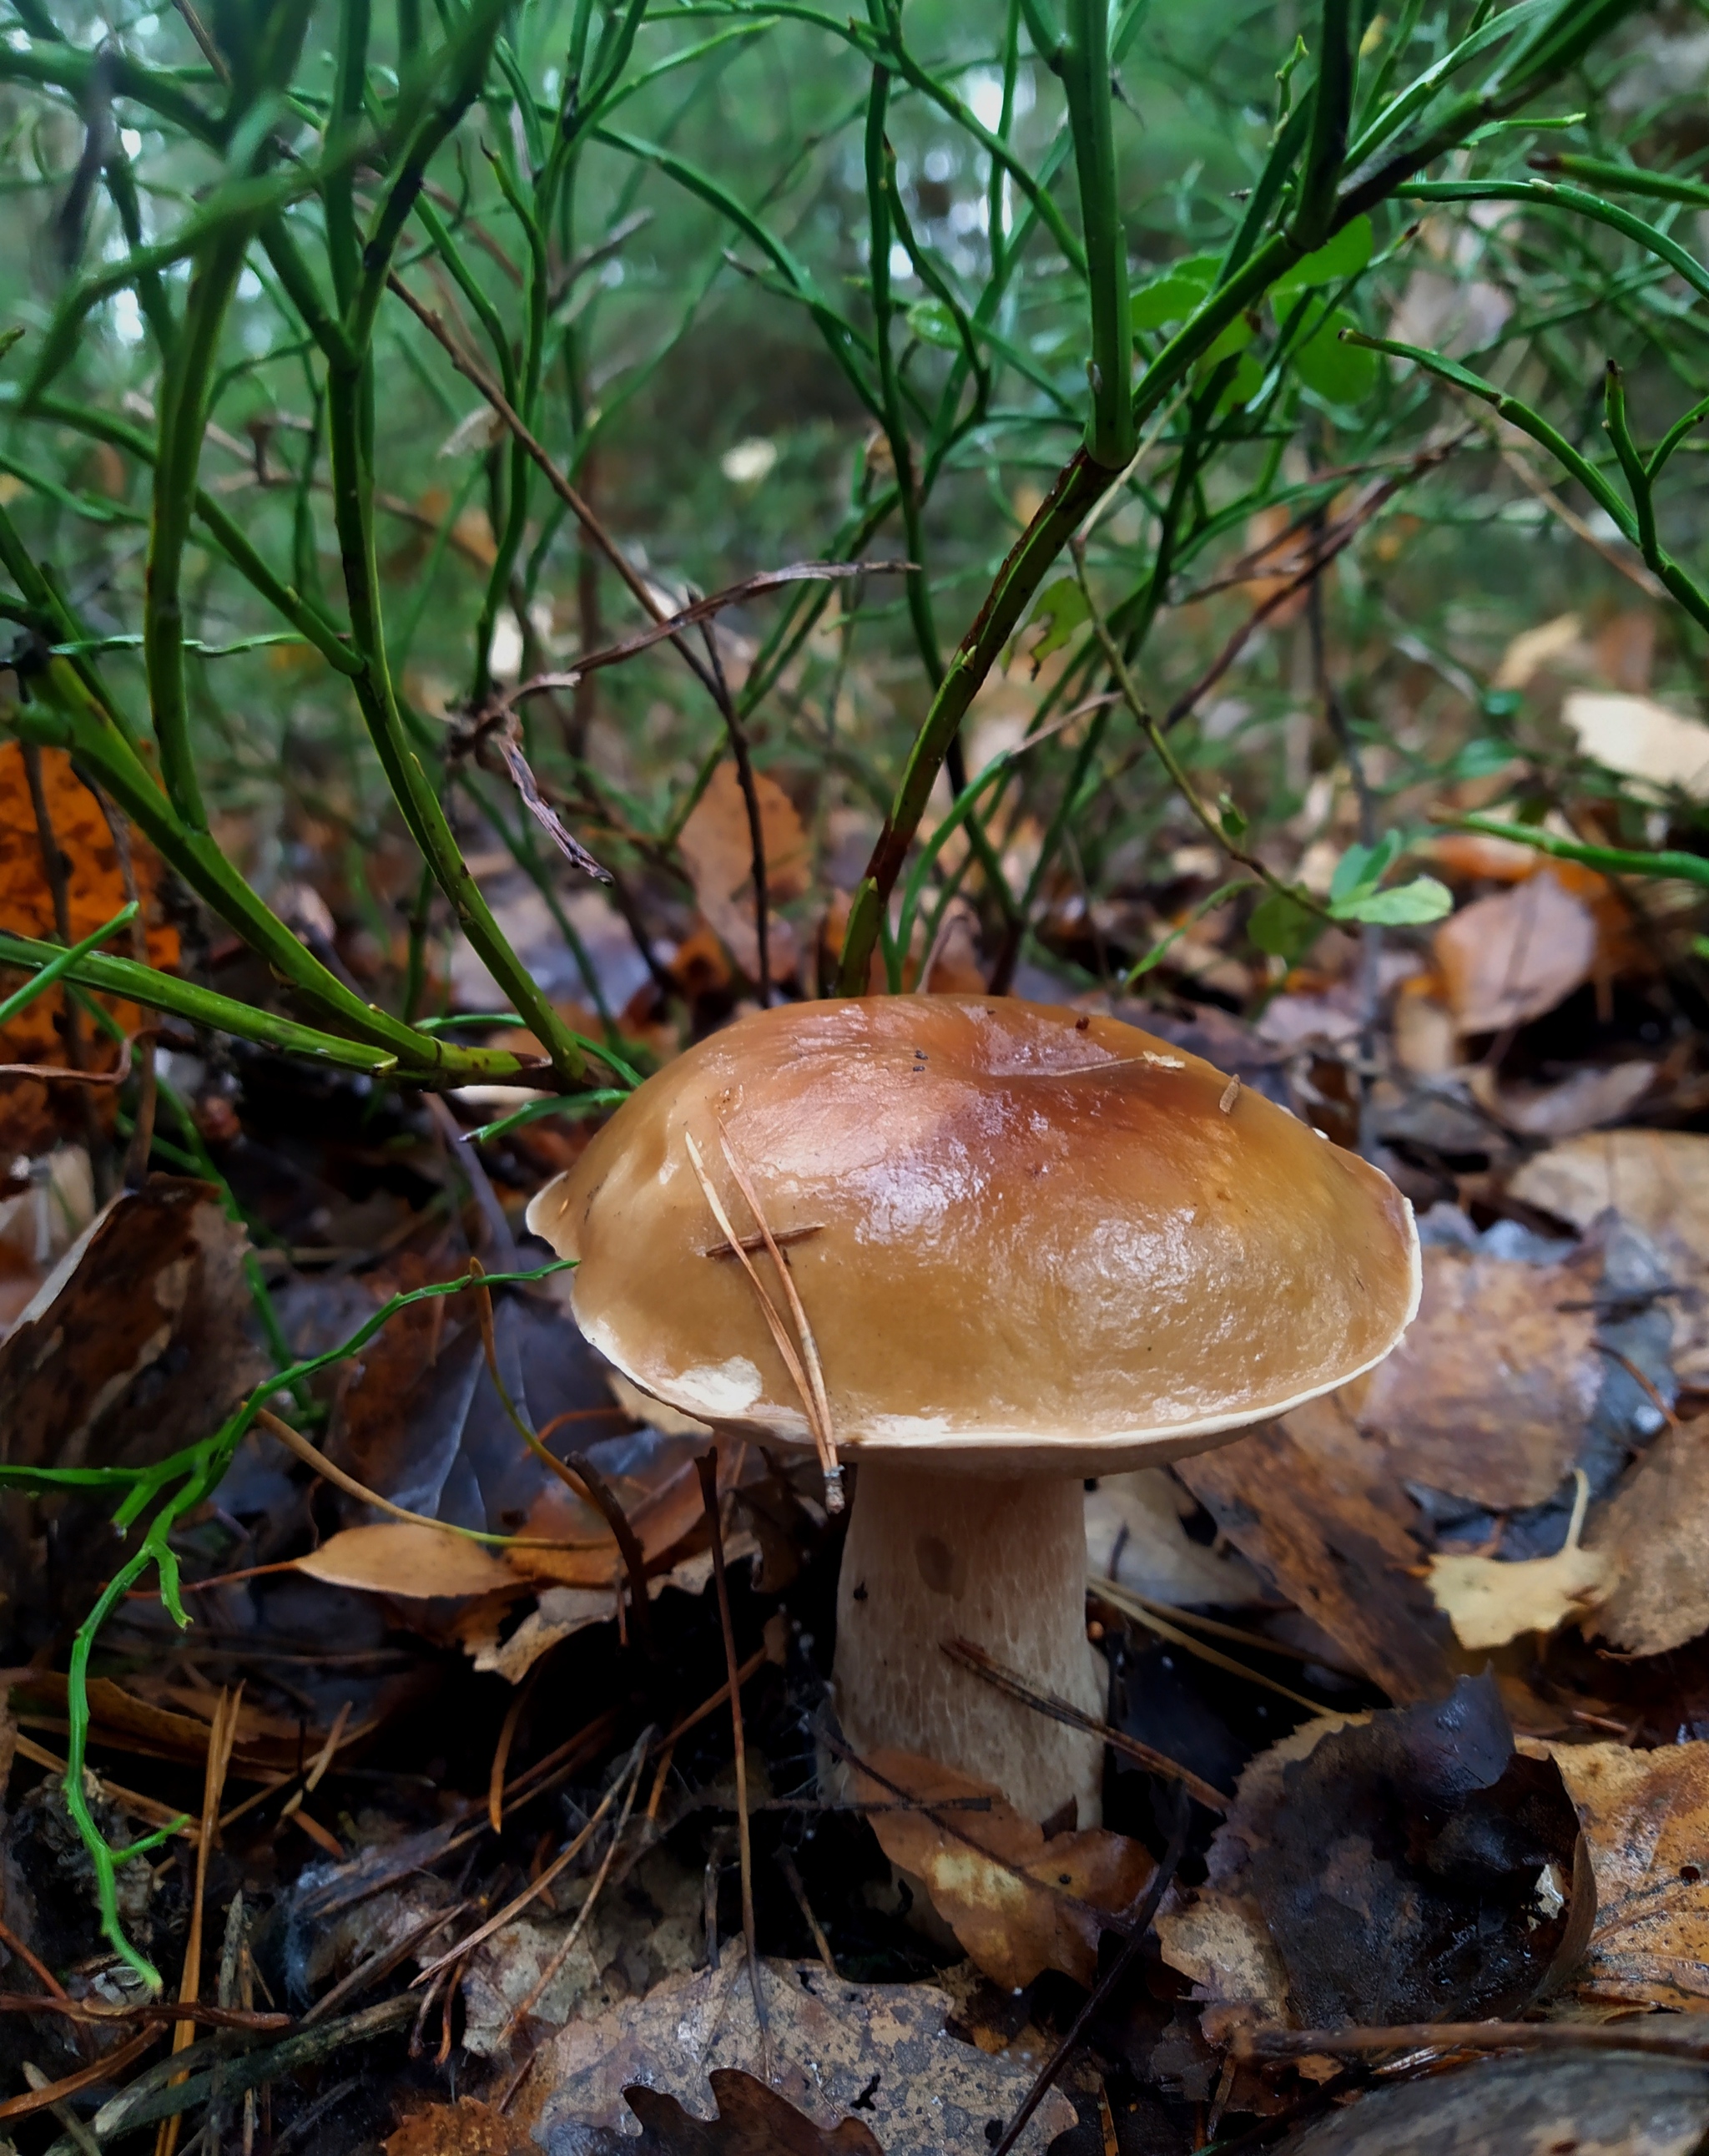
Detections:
833,1463,1105,1828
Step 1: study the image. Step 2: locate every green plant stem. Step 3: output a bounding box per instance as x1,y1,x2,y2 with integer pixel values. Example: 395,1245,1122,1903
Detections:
1448,815,1709,891
835,448,1111,990
0,902,136,1028
1060,0,1135,467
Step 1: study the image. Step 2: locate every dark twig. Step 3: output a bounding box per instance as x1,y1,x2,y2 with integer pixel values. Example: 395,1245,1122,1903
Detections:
493,561,908,714
696,1448,769,2063
1162,438,1461,730
991,1786,1191,2156
941,1638,1229,1810
1237,2021,1709,2066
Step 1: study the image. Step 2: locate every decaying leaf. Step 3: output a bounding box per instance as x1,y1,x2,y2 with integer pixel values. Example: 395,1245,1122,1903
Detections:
1277,2050,1709,2156
852,1747,1151,1989
1586,1414,1709,1655
531,1955,1076,2156
1529,1738,1709,2009
295,1522,527,1600
1510,1129,1709,1379
1356,1243,1603,1511
1429,1473,1613,1650
1161,1678,1582,2032
621,2068,885,2155
0,1177,264,1474
1084,1468,1264,1608
1560,688,1709,796
1433,870,1596,1036
678,760,810,982
1178,1392,1459,1704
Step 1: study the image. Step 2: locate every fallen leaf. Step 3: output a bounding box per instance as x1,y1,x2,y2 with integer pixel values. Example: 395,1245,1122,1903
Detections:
1529,1739,1709,2008
295,1522,526,1600
386,2098,534,2155
0,1143,95,1336
0,1176,264,1483
1466,1058,1657,1139
1162,1677,1582,2031
1429,1476,1613,1649
1587,1414,1709,1655
678,761,809,983
532,1956,1076,2156
622,2069,885,2154
852,1747,1151,1989
1355,1242,1603,1510
1433,871,1597,1036
1491,611,1584,691
1084,1468,1264,1609
1178,1392,1459,1704
1276,2050,1709,2155
1560,689,1709,796
1510,1130,1709,1380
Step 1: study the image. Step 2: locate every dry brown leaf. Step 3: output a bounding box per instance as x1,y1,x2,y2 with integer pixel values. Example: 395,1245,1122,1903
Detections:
1465,1058,1657,1140
853,1747,1151,1989
678,761,809,982
1527,1739,1709,2008
1433,870,1597,1036
295,1522,526,1600
1510,1130,1709,1380
532,1954,1075,2156
1561,689,1709,795
1356,1243,1603,1510
1491,611,1584,691
1587,1414,1709,1655
1177,1393,1459,1704
623,2070,885,2154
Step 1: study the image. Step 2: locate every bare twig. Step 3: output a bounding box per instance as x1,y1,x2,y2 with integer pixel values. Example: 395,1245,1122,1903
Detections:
695,1450,769,2068
991,1787,1190,2156
499,1734,652,2042
1236,2021,1709,2066
940,1638,1229,1810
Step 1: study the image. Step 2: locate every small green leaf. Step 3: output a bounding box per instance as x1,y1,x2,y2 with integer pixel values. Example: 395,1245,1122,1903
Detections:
1294,310,1379,405
1273,215,1374,298
1215,349,1266,412
1331,875,1454,927
1448,737,1518,780
906,298,962,351
1217,791,1248,841
1130,255,1218,331
1248,888,1322,962
1327,831,1400,906
1027,577,1090,664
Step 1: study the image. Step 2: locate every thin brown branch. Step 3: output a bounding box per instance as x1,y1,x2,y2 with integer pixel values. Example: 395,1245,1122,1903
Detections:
1236,2021,1709,2066
941,1637,1229,1810
696,1449,769,2066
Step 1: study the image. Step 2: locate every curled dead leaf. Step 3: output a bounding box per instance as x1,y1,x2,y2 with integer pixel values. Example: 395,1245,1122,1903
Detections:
678,761,809,982
1433,870,1596,1036
852,1746,1151,1989
295,1522,526,1600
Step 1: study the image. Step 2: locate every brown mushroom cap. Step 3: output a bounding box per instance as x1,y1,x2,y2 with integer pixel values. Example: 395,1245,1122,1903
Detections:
527,994,1420,1474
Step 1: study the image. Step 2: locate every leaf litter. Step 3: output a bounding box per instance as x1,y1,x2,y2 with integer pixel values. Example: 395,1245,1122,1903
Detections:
13,691,1709,2156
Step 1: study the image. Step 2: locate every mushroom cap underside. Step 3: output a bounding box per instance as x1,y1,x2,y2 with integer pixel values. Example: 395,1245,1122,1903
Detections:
527,995,1421,1474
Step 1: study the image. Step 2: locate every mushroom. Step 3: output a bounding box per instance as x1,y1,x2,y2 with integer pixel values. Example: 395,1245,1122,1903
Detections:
527,995,1419,1827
